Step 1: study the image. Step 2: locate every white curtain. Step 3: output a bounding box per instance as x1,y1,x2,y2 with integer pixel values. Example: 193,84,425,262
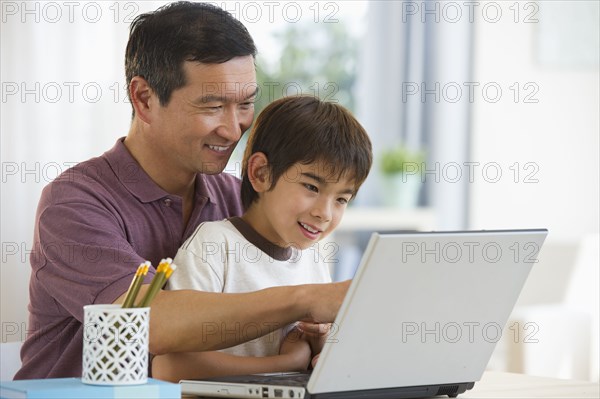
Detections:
1,1,154,333
354,0,472,229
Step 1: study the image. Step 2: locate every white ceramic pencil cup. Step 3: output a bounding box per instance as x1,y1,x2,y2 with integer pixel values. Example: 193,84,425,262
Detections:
82,304,150,385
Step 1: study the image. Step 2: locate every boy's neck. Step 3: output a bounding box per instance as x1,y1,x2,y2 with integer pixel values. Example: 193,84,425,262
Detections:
240,207,270,242
230,216,293,261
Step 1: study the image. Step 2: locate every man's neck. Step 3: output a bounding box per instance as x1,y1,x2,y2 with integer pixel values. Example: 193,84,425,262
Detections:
124,123,197,227
124,123,195,197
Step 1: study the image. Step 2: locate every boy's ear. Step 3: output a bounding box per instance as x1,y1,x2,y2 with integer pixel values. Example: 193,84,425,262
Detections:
129,76,155,124
247,152,271,192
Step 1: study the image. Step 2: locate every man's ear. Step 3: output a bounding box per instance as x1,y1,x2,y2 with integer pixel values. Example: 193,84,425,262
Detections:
129,76,155,124
247,152,271,192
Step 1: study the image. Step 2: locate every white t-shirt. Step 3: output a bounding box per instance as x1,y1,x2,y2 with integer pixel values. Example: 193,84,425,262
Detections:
167,217,332,357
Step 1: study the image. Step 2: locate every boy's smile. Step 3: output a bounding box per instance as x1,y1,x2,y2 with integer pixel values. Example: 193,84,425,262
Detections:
299,221,322,240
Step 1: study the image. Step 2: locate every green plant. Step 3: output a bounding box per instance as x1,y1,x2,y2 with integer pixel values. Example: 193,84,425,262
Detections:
380,146,425,175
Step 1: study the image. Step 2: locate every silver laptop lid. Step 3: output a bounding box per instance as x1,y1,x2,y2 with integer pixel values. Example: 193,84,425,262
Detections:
309,229,548,394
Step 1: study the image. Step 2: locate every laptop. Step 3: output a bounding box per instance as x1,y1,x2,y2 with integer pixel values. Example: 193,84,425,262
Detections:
180,229,548,399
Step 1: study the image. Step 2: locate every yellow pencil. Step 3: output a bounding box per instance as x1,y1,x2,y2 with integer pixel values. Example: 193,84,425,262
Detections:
122,262,150,308
137,258,175,307
161,264,177,289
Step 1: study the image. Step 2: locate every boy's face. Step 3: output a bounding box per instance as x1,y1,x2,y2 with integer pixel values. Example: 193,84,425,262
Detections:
247,161,356,250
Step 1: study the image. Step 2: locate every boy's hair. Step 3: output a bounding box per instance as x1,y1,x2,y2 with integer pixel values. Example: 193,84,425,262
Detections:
125,1,257,111
241,96,373,210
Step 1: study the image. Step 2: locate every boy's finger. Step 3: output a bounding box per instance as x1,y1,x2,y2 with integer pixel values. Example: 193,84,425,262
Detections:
311,353,321,369
297,322,331,335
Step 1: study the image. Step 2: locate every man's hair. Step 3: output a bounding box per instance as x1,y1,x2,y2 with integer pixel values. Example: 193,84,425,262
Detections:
241,95,373,210
125,1,257,110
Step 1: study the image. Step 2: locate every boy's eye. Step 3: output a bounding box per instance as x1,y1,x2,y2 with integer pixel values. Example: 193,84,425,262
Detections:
337,197,350,205
303,183,318,192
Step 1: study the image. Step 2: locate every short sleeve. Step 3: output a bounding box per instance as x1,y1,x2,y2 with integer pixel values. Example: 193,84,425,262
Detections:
35,202,153,321
168,224,226,292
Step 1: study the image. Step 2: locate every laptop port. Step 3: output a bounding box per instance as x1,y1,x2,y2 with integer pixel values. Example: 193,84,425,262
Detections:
274,388,283,397
289,390,295,398
262,386,268,398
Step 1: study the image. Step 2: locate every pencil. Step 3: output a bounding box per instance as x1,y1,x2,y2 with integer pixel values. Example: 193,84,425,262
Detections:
122,262,150,308
161,264,177,289
137,258,176,307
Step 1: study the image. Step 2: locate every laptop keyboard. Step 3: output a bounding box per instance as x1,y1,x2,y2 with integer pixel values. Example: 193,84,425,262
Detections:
232,372,311,387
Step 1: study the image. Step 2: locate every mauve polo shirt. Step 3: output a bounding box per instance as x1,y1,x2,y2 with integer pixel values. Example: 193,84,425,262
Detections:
14,138,243,379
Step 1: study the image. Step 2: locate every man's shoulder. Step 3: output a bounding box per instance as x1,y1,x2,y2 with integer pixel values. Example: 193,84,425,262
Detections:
39,139,145,207
42,155,112,198
38,138,137,212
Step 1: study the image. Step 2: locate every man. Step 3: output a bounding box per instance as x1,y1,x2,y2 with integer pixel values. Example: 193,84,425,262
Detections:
15,1,348,379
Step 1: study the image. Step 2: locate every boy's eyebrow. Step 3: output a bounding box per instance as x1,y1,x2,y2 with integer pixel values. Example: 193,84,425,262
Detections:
195,87,258,104
301,172,356,195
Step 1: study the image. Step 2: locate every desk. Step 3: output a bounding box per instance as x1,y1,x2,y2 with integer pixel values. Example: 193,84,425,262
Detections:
185,372,599,398
463,371,599,398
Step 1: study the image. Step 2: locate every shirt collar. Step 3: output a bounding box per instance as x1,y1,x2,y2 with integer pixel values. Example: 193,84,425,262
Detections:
228,217,293,261
194,173,215,205
103,138,185,204
105,137,217,205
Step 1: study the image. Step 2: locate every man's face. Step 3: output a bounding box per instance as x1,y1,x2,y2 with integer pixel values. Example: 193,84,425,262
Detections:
149,56,257,175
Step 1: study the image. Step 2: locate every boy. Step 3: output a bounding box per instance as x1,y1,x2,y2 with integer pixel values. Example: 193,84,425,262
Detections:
154,95,372,381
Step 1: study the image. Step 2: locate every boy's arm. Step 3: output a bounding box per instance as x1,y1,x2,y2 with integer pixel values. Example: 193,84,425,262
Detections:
152,338,311,382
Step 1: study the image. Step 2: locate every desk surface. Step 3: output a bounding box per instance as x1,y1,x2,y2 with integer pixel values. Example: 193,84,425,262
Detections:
186,371,599,399
463,371,599,398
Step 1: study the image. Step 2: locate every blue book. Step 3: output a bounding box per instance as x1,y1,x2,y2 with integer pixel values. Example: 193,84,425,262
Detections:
0,378,180,399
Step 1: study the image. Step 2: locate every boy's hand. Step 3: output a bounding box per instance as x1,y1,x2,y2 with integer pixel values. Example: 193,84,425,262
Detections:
296,322,331,355
279,327,311,371
296,321,331,335
311,353,320,369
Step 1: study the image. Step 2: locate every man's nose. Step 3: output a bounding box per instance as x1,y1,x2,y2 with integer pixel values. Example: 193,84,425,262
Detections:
217,108,243,141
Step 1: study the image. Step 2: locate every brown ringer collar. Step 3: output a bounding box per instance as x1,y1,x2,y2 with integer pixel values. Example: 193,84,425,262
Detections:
228,217,293,261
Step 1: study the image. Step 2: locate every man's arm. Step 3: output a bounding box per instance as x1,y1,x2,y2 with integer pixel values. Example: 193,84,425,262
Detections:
113,280,349,355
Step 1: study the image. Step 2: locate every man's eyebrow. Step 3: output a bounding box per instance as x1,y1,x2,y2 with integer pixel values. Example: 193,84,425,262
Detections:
195,87,258,104
301,172,356,195
243,87,259,100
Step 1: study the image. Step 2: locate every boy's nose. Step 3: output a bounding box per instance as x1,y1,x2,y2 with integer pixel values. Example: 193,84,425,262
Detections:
312,199,333,222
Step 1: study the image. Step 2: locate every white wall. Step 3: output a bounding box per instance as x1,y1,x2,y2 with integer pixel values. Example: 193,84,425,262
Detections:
1,2,136,344
469,1,599,240
470,1,599,381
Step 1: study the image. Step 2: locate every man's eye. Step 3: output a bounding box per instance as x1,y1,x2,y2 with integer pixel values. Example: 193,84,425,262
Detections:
202,104,222,111
240,102,255,110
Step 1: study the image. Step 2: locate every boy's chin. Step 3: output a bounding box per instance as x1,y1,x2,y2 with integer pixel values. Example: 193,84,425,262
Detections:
294,241,320,251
